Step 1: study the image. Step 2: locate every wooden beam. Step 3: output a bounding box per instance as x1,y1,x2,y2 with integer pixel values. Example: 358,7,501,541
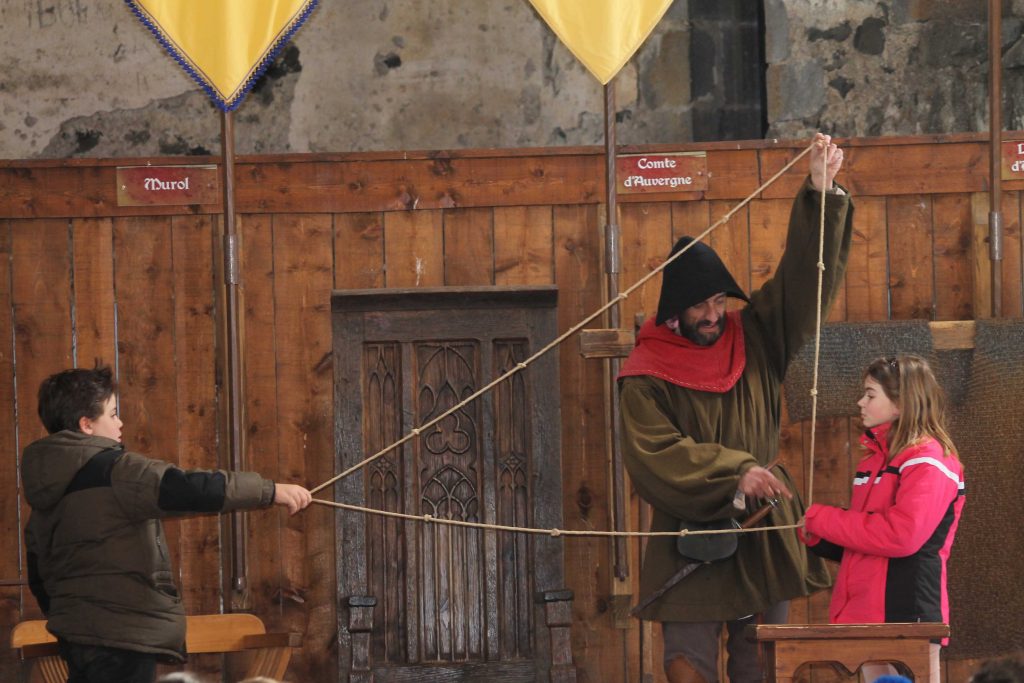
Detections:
579,328,635,359
3,134,1024,220
581,320,977,359
929,320,976,350
750,622,949,641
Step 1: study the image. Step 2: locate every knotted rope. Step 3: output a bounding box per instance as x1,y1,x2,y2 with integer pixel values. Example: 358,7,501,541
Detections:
310,139,832,541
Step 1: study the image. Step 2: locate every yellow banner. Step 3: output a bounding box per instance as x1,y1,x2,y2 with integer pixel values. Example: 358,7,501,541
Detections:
126,0,318,111
528,0,674,84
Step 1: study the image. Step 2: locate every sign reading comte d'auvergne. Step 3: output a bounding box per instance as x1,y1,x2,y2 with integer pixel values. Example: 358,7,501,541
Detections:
616,151,708,195
1001,140,1024,180
116,165,220,206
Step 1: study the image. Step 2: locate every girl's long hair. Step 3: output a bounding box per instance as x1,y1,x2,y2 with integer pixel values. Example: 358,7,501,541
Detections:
864,354,958,459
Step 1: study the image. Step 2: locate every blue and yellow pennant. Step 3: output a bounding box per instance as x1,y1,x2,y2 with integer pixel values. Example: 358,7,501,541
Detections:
528,0,674,84
124,0,319,112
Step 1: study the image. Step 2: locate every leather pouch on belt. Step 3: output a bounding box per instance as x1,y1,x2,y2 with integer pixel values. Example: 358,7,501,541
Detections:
676,518,741,562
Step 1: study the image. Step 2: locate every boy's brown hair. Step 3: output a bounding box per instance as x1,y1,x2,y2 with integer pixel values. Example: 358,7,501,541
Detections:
37,365,116,434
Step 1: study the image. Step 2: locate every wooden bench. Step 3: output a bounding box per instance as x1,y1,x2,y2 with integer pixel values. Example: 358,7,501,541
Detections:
11,613,301,683
747,622,950,683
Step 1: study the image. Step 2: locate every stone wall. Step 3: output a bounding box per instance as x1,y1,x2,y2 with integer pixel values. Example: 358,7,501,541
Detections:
2,0,688,158
1,0,1021,159
767,0,1024,139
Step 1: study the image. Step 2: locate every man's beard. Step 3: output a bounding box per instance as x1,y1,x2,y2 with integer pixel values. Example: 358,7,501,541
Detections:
680,316,726,346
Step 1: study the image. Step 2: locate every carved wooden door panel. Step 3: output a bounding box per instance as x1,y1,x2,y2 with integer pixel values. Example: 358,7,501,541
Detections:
333,286,569,682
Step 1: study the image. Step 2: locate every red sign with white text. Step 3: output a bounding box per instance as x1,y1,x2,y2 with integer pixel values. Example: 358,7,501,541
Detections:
117,165,219,206
616,152,707,195
1001,141,1024,181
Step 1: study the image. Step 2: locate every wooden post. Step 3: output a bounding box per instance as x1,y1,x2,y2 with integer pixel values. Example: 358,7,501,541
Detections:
347,596,377,683
973,193,994,319
603,81,630,587
539,590,577,683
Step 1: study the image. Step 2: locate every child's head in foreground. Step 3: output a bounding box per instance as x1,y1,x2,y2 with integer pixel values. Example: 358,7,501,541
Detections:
859,354,956,458
37,365,122,442
971,656,1024,683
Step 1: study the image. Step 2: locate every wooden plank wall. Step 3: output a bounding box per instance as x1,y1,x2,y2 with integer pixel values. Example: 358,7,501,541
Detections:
0,134,1019,683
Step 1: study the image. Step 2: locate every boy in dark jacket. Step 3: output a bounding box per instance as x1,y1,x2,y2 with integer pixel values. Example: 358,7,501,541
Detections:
22,365,313,683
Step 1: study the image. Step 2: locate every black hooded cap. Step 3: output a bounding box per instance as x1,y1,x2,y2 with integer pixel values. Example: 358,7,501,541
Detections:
655,236,750,325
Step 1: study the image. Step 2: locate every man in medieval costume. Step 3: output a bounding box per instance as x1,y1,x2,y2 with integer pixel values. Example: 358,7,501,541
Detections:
619,133,852,683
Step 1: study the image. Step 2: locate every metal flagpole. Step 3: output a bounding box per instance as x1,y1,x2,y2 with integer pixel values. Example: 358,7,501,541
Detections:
989,0,1004,318
220,109,249,602
603,82,629,584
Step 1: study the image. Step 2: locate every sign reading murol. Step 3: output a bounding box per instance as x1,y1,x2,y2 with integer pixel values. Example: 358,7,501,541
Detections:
116,165,219,206
616,151,707,195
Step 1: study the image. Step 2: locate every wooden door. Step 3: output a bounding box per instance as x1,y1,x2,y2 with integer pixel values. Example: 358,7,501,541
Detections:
333,286,569,682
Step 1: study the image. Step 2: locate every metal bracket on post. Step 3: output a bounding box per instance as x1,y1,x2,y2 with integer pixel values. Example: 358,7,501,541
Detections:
606,222,620,275
225,234,240,285
990,212,1004,261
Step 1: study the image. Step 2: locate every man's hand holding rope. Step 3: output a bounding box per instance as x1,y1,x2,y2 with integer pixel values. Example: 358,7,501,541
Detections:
809,133,844,192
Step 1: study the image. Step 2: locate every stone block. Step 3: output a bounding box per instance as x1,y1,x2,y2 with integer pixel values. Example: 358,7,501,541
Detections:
1003,18,1024,51
853,17,887,55
808,22,853,43
766,61,825,121
688,26,716,99
920,21,985,66
902,0,985,22
693,105,763,142
689,0,753,22
640,29,692,109
1005,34,1024,69
764,0,792,63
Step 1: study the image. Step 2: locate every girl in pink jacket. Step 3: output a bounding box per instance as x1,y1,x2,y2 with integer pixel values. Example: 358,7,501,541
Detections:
801,355,964,679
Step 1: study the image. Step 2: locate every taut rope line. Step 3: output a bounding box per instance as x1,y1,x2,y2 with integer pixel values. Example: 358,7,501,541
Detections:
310,141,817,498
805,150,829,508
311,497,801,538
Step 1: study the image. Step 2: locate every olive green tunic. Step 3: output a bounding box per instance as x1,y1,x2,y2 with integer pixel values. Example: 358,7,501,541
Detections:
620,179,853,622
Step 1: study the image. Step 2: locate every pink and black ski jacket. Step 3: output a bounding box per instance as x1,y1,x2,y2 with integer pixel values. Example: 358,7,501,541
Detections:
801,421,964,640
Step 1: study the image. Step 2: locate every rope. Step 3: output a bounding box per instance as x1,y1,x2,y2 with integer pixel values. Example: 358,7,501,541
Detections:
311,497,802,538
309,139,833,543
805,149,829,508
310,141,817,496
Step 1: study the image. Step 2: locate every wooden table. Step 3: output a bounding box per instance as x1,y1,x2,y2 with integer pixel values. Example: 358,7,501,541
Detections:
747,623,949,683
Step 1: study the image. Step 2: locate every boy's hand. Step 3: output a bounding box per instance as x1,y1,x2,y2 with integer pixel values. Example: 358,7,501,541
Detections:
274,483,313,515
809,132,844,192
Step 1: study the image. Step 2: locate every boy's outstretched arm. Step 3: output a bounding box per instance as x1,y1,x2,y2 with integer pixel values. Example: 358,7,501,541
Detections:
274,483,313,515
110,452,314,519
